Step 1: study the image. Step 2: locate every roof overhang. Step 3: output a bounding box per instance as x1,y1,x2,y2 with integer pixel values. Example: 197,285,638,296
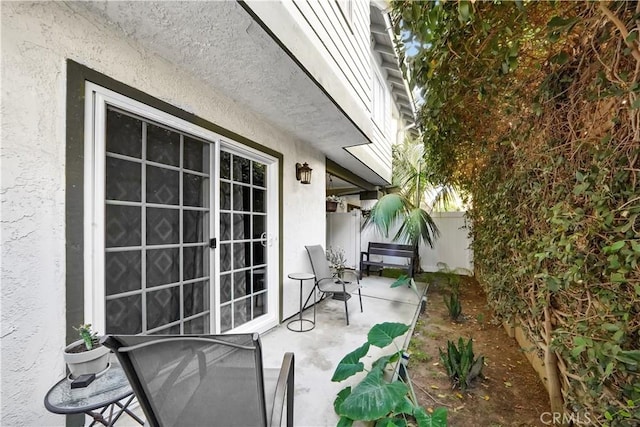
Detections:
370,2,416,126
70,0,390,186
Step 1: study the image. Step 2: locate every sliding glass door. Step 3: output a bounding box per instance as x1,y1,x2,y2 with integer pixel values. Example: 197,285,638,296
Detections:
86,83,279,335
218,149,270,332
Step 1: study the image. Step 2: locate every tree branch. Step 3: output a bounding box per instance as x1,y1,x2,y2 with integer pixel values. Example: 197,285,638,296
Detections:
599,2,640,62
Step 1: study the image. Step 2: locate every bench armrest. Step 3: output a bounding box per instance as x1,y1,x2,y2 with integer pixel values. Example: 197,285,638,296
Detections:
360,251,369,262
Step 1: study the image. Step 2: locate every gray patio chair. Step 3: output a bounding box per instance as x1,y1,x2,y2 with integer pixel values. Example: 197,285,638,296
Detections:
305,245,363,325
101,333,294,427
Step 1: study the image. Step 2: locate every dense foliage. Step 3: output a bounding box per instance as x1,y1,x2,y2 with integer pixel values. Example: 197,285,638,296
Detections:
390,1,640,424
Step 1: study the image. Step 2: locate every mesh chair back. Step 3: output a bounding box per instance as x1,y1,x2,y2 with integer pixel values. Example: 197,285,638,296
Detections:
103,334,267,427
305,245,333,281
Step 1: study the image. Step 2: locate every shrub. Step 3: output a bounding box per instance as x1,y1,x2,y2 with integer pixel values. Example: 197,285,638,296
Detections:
439,337,484,390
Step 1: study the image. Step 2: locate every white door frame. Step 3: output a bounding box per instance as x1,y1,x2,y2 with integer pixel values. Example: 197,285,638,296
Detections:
84,83,279,334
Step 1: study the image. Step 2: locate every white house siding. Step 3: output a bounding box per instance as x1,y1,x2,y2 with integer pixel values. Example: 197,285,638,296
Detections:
291,0,372,110
245,1,396,183
1,2,326,425
345,65,397,182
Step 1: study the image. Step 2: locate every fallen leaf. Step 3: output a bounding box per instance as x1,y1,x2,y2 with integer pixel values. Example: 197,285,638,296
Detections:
504,381,512,388
456,392,464,399
483,395,490,401
430,385,439,390
437,394,446,398
427,407,434,413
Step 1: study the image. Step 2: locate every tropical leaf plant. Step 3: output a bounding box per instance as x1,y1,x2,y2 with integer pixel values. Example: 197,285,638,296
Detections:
391,274,423,301
332,322,447,426
362,140,441,275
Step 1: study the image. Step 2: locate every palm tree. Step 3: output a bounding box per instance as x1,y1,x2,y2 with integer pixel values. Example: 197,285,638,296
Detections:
362,139,444,274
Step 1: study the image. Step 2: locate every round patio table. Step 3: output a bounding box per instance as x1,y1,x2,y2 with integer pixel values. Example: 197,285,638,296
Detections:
44,362,144,426
287,272,316,332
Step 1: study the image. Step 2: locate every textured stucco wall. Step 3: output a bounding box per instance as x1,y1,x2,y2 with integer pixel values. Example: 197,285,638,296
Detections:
1,2,325,425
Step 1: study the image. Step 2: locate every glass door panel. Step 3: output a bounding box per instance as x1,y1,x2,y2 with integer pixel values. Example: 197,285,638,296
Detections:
104,107,211,335
218,150,269,331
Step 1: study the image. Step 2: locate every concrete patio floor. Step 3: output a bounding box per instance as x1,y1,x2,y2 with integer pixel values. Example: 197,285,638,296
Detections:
113,275,426,427
261,275,427,427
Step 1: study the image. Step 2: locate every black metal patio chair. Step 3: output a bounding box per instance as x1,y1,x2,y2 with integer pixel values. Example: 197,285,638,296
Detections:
304,244,363,325
102,333,294,427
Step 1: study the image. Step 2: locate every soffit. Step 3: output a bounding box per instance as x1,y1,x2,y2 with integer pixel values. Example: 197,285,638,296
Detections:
70,1,390,186
369,4,416,123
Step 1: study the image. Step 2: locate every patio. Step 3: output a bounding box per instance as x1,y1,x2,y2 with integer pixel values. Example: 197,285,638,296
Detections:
261,275,427,427
114,275,427,427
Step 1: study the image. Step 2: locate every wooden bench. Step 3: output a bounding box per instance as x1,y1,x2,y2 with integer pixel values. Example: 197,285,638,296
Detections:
359,242,416,279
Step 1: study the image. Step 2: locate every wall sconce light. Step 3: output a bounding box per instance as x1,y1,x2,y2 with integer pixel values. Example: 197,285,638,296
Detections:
295,162,312,184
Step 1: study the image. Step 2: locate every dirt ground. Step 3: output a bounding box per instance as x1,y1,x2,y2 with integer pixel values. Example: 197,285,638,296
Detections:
408,275,550,427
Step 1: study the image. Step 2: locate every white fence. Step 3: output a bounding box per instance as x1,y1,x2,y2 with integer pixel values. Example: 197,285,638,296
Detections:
418,212,473,274
330,210,473,275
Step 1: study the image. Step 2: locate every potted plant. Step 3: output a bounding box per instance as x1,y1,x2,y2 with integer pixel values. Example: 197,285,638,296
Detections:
63,324,111,379
326,195,344,212
326,246,347,278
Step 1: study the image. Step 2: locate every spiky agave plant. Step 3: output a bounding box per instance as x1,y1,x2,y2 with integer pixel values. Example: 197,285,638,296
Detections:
443,292,462,321
439,337,484,390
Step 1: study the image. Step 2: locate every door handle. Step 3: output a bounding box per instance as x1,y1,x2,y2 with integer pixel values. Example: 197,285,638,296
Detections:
261,232,267,247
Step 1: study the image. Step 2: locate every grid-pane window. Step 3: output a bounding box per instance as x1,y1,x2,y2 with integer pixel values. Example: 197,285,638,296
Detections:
219,150,268,332
104,107,211,335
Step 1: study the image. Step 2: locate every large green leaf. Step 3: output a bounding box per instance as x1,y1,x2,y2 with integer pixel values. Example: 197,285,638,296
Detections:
371,351,401,371
332,343,370,382
336,416,354,427
338,369,409,421
393,396,415,415
368,323,410,348
375,418,407,427
334,387,352,413
391,275,411,288
414,407,448,427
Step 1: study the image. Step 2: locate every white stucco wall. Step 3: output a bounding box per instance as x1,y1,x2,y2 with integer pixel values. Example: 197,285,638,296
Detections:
1,3,325,425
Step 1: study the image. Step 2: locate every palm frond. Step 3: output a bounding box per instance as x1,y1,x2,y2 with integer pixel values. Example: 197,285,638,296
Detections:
362,193,409,237
394,208,440,248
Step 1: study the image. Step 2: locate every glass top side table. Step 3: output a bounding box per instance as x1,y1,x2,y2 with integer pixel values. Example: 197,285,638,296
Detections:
287,272,316,332
44,361,144,426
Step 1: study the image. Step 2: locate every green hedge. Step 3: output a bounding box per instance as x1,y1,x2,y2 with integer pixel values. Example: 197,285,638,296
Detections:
391,1,640,424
